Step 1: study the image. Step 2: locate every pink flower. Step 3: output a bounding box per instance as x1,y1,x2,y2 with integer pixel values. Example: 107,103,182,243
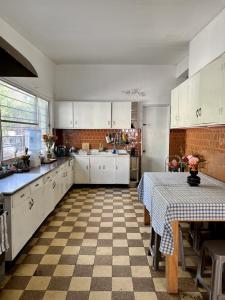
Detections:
189,157,199,165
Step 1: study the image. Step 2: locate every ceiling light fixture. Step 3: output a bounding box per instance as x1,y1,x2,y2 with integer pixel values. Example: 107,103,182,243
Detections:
122,88,146,97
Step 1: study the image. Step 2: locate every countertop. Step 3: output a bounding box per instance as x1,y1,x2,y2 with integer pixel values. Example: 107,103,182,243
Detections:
0,157,71,196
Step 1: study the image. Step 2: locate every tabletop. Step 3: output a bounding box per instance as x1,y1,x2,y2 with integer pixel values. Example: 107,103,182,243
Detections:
137,172,225,255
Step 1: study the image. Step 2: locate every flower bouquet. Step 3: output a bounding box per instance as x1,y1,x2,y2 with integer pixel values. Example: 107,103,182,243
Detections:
43,134,57,159
186,154,205,186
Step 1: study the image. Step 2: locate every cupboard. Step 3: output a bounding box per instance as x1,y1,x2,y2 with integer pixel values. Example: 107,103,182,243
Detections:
170,53,225,128
54,101,131,129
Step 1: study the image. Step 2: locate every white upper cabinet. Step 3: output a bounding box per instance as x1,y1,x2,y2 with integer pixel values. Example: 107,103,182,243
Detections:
199,55,223,125
218,53,225,124
54,101,73,129
54,101,131,129
178,80,189,128
188,72,201,126
73,102,111,129
170,87,179,128
171,52,225,129
170,80,189,128
112,102,131,129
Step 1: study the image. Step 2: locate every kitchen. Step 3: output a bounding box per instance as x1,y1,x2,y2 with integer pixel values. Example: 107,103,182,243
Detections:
0,1,225,300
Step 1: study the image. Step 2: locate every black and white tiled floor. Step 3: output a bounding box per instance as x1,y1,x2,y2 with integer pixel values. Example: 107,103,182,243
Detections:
0,187,207,299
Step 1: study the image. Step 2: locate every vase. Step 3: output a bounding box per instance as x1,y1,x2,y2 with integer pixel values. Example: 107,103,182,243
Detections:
187,170,201,186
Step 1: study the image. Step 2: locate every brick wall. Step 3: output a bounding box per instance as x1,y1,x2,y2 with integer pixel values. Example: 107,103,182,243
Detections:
169,129,186,157
54,129,142,156
170,127,225,182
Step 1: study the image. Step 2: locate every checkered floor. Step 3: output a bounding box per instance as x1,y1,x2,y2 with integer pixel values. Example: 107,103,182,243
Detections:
0,187,207,300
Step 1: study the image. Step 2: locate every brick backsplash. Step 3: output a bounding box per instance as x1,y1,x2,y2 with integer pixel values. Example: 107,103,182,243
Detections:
169,127,225,182
54,129,142,156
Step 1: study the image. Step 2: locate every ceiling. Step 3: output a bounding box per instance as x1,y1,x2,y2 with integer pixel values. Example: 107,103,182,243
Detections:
1,0,225,65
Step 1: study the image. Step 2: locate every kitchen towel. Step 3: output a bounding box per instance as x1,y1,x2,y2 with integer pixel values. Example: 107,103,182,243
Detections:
0,211,9,255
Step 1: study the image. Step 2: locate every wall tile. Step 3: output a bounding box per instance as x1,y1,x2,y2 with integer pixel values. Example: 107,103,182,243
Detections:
169,127,225,182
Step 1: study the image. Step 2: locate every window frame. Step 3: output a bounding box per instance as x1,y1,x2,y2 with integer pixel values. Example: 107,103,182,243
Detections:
0,79,50,161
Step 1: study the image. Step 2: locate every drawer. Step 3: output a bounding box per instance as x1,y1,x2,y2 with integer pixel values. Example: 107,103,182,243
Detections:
42,173,53,184
12,186,30,202
30,178,43,192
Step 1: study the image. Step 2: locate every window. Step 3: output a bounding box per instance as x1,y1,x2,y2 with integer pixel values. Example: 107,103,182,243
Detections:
0,80,49,160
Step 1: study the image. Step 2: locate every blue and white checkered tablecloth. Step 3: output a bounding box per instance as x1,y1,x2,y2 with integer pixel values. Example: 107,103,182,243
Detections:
137,172,225,255
137,172,224,215
152,184,225,255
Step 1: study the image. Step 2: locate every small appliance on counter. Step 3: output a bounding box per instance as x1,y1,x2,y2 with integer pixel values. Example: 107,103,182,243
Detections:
54,145,68,157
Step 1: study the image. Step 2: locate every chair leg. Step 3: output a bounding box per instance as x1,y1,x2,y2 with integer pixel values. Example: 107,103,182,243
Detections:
195,247,206,287
179,228,186,271
210,259,223,300
148,227,155,256
153,233,161,271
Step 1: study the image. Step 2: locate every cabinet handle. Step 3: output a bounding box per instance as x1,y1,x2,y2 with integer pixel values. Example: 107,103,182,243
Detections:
103,165,105,170
99,166,101,170
116,165,118,170
20,193,25,198
86,165,89,170
196,109,199,118
75,120,77,125
199,107,202,117
35,183,39,187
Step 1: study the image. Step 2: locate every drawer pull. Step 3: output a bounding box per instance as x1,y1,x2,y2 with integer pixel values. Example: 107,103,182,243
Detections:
35,183,39,187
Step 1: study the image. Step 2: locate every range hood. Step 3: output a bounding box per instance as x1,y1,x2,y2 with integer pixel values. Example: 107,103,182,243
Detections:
0,37,38,77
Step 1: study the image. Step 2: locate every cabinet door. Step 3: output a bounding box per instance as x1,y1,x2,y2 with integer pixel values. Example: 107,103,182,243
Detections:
43,174,55,218
30,179,44,231
115,156,130,184
218,53,225,124
170,88,179,128
199,56,223,124
178,80,189,128
54,101,73,129
112,102,131,129
188,73,201,125
11,189,33,259
74,157,90,183
90,156,115,184
74,102,111,129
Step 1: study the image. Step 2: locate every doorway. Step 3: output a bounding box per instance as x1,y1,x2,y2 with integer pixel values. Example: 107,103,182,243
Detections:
142,105,170,173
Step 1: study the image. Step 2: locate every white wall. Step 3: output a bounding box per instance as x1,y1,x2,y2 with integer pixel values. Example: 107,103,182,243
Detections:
55,64,176,105
189,8,225,76
176,55,189,78
0,18,55,101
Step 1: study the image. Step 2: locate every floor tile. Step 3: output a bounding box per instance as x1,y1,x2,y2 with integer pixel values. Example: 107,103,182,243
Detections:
1,187,206,299
112,277,133,291
69,277,91,291
26,276,51,290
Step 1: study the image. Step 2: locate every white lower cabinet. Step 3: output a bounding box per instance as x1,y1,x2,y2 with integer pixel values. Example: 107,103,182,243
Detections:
11,187,33,260
30,178,44,231
90,156,115,184
74,156,90,184
74,155,130,184
8,160,73,261
115,156,130,184
43,174,55,218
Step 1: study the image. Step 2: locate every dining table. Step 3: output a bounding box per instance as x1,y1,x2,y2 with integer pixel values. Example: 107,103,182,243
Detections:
138,172,225,294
